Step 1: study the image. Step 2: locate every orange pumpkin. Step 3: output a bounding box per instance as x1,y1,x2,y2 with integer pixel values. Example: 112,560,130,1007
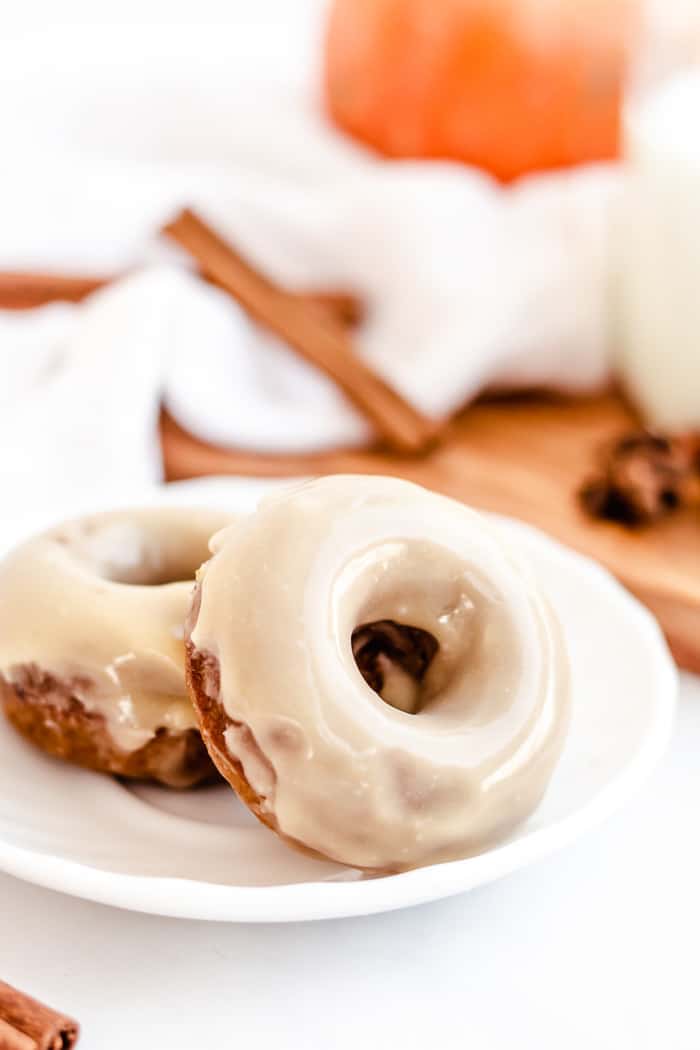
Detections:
324,0,638,182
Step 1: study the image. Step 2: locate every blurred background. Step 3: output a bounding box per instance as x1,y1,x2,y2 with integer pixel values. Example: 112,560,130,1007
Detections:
0,0,698,665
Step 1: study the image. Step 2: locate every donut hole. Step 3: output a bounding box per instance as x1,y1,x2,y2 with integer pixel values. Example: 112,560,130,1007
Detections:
351,620,439,714
115,554,203,587
53,513,222,587
75,523,203,585
340,539,522,725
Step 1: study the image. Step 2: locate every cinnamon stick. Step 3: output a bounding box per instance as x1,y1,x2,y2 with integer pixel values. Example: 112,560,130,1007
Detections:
0,271,362,329
0,273,107,309
302,290,363,328
0,981,79,1050
162,208,441,454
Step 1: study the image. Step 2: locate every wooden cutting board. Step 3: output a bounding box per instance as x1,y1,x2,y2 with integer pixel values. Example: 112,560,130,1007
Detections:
160,391,700,673
5,274,694,668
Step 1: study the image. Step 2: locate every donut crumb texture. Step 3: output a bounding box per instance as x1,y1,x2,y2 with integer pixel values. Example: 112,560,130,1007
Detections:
0,664,217,788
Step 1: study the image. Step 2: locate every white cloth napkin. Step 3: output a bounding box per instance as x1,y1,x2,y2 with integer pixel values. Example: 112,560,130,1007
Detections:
0,19,620,508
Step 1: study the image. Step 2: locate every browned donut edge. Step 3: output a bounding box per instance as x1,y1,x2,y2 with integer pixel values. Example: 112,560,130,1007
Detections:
184,591,330,863
184,639,281,834
0,666,218,789
185,638,397,872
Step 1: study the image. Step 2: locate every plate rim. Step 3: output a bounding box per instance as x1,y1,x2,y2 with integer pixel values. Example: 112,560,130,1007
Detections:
0,485,679,922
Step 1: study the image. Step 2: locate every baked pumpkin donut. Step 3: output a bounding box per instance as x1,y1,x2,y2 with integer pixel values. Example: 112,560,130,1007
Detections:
186,475,570,871
0,507,234,788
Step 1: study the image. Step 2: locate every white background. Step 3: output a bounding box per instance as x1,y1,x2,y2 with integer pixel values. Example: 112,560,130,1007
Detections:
0,0,325,33
1,4,699,1047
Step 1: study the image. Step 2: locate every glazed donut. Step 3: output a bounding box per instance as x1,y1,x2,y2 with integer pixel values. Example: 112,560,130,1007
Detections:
0,507,234,788
186,475,570,871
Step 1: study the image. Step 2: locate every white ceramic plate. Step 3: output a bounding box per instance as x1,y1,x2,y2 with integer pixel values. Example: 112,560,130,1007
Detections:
0,478,677,922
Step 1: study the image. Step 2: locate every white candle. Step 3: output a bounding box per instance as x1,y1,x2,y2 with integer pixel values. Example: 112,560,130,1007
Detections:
616,68,700,431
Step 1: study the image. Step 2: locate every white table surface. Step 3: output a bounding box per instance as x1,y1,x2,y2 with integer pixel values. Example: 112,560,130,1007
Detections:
1,672,697,1050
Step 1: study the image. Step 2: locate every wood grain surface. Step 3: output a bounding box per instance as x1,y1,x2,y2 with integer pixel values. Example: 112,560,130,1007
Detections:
161,391,700,673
